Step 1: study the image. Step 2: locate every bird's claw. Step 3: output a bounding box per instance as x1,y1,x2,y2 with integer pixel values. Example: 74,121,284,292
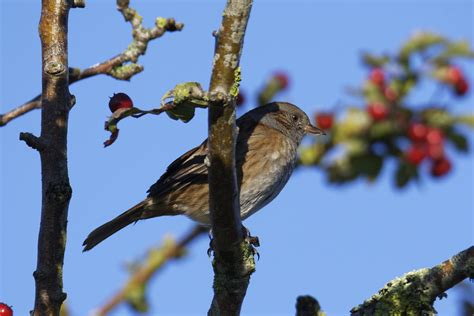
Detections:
206,226,260,260
242,226,260,260
249,243,260,261
207,237,214,257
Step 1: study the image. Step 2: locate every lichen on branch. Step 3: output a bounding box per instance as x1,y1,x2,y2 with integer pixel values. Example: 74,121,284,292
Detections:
206,0,254,315
351,246,474,315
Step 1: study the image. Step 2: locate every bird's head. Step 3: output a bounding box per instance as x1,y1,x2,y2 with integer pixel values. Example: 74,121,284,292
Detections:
250,102,325,144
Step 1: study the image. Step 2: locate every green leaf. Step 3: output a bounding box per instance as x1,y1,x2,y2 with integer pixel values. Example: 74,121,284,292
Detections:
397,73,418,97
363,81,385,103
455,114,474,128
369,121,397,140
333,108,371,142
395,162,418,188
399,32,446,59
160,82,208,122
298,143,326,166
423,108,454,128
446,130,469,152
351,154,383,180
165,103,196,123
171,82,207,107
361,52,390,68
326,158,358,184
434,40,474,62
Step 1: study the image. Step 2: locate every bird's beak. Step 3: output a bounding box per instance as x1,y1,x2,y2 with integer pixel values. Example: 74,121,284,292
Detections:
304,123,326,135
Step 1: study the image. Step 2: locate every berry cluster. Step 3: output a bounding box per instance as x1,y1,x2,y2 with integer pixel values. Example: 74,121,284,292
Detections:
406,123,451,177
366,67,455,178
300,32,473,187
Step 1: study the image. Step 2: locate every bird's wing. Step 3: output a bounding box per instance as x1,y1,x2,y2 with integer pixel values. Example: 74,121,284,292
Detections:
147,113,260,198
147,140,208,197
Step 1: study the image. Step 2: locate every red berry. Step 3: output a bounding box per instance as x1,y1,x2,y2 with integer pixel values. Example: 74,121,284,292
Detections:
273,72,290,90
430,157,452,177
425,128,444,145
384,87,398,102
407,123,428,142
369,68,385,87
0,303,13,316
454,77,469,96
405,145,427,166
427,143,445,160
236,92,246,107
367,102,388,121
108,93,133,113
446,66,463,84
315,112,334,130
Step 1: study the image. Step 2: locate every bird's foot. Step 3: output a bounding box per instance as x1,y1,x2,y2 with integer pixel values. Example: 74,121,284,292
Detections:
242,226,260,260
207,229,214,257
206,226,260,260
207,239,214,257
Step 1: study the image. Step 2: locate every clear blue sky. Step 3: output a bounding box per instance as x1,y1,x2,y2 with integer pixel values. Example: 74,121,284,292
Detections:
1,1,473,315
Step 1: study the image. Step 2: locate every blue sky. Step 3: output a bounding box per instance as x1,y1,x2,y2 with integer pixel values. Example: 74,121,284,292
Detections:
1,1,473,315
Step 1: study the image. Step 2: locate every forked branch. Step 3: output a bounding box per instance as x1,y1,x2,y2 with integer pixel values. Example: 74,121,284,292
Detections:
0,0,182,127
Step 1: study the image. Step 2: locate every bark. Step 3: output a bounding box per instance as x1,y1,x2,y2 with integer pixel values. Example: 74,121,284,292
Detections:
0,0,182,127
206,1,254,315
351,245,474,315
295,295,322,316
25,0,73,315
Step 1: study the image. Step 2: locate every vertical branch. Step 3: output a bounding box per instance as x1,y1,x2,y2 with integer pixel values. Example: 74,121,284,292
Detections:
207,0,253,315
23,0,74,314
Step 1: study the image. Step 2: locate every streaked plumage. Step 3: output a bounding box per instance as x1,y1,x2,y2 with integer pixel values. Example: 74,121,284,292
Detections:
83,102,323,251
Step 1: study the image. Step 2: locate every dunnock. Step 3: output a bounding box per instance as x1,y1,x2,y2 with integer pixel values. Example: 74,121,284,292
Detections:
83,102,324,251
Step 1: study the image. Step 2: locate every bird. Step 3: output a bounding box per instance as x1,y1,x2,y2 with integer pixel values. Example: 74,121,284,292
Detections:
83,102,324,251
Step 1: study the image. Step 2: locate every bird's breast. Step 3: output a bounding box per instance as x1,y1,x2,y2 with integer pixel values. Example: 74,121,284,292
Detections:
238,133,297,220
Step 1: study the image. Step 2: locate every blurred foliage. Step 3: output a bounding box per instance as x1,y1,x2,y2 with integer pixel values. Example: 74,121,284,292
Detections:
238,32,474,188
123,236,186,313
292,31,474,188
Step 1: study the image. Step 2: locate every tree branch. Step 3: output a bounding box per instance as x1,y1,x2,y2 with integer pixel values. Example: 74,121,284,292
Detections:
94,225,207,316
30,0,73,314
19,132,46,151
351,245,474,315
207,1,254,315
0,96,41,126
295,295,323,316
0,0,183,127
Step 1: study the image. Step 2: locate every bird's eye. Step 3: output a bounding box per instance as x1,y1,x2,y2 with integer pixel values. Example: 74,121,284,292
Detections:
292,114,298,122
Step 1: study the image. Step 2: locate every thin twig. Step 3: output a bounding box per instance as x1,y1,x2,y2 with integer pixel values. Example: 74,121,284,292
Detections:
0,96,41,126
207,1,254,315
351,245,474,315
94,226,207,316
0,0,183,127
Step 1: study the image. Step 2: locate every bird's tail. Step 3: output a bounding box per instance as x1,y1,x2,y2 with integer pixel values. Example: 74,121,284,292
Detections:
82,199,149,251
